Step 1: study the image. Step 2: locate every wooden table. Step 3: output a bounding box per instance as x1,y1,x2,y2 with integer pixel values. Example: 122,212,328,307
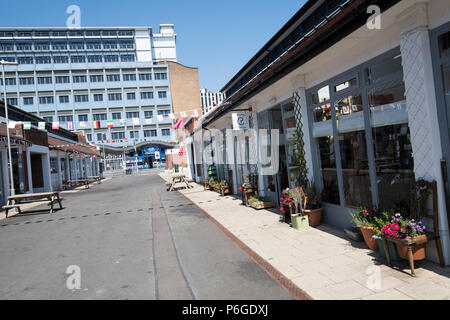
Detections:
3,192,63,217
382,236,428,277
166,175,194,192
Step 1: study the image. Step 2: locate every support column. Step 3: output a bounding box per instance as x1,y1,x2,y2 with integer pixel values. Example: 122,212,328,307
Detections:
25,148,33,193
398,2,450,265
1,149,9,204
56,153,62,191
42,153,52,192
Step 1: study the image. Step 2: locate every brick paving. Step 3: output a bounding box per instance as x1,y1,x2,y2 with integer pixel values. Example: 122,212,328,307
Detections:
160,173,450,300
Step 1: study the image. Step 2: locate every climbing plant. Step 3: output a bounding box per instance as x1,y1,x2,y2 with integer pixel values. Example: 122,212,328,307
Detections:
292,91,308,188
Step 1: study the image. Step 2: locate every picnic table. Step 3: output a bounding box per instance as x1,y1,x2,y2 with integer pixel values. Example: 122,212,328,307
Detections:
86,176,102,183
166,174,194,192
62,179,90,190
3,192,63,218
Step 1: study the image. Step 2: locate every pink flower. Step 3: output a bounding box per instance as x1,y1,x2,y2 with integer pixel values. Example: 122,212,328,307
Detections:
280,206,284,212
363,209,368,216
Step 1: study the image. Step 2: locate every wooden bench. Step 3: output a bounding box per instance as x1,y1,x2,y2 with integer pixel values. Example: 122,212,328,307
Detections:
86,176,102,184
3,192,63,218
166,175,194,192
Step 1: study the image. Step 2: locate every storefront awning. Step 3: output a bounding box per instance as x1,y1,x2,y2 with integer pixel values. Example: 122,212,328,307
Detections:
48,136,100,157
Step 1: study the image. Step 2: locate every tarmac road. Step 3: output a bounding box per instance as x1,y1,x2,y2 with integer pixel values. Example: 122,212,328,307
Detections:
0,172,293,300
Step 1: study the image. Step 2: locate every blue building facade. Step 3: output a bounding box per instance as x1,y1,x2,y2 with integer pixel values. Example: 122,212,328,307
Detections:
0,25,177,149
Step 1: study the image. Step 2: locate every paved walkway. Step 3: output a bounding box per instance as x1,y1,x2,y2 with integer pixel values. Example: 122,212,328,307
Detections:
160,173,450,300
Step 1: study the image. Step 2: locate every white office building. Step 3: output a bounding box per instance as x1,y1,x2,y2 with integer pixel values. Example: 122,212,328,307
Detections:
200,88,224,115
0,25,177,150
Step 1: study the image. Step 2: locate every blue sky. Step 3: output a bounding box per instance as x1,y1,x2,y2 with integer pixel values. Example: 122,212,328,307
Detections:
0,0,306,92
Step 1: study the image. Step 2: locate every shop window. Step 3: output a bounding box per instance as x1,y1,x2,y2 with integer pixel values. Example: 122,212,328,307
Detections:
311,85,330,104
336,94,364,133
312,104,333,138
438,31,450,59
317,136,340,205
334,77,357,93
365,55,403,85
339,131,372,208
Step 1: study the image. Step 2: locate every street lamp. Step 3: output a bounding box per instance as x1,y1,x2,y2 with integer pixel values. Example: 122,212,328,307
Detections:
1,60,19,197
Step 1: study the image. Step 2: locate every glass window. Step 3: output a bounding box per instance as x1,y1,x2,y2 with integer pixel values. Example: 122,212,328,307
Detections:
18,56,33,64
93,94,103,102
97,133,107,141
335,94,364,133
365,55,403,85
123,74,136,81
441,62,450,137
161,129,170,136
107,74,120,82
59,96,69,103
78,114,88,122
88,55,102,63
126,111,140,119
43,116,53,123
317,136,340,205
438,31,450,59
141,92,153,100
37,77,52,85
158,91,167,99
93,114,107,121
144,111,153,118
121,55,135,62
73,75,87,83
39,96,54,104
112,112,122,120
154,73,167,80
59,115,73,123
19,77,34,85
139,73,152,81
90,75,104,83
111,132,125,140
311,85,330,104
54,56,69,64
144,130,157,137
23,97,34,105
334,77,357,93
339,130,372,208
108,93,122,101
127,92,136,100
71,55,86,63
36,56,51,64
368,79,407,128
105,55,119,62
55,76,70,84
130,131,139,138
7,98,17,105
372,124,414,211
74,95,89,102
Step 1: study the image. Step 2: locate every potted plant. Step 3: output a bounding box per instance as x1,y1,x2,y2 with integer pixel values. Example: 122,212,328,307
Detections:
219,181,230,196
203,179,210,190
299,180,323,227
248,196,275,210
381,213,427,261
240,182,255,206
280,189,295,223
373,211,401,261
350,207,379,251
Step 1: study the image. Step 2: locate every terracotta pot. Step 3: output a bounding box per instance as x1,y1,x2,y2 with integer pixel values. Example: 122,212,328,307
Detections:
395,235,427,261
303,207,323,227
359,226,379,251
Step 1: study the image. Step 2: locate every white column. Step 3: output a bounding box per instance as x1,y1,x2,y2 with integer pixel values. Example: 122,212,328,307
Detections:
398,2,450,265
56,153,62,191
1,149,9,203
42,153,52,192
25,148,33,193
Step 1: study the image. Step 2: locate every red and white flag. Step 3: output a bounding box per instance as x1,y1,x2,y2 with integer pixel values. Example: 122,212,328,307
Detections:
170,118,185,129
67,122,73,130
52,122,60,130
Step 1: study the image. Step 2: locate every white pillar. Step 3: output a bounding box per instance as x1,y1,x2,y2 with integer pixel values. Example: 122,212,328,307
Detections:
398,2,450,265
56,153,62,191
1,149,9,204
25,148,33,193
42,153,52,192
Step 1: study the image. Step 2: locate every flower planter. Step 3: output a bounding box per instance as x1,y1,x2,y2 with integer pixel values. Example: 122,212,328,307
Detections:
303,207,323,227
373,235,401,261
291,214,309,230
395,235,427,261
359,226,379,251
251,201,275,210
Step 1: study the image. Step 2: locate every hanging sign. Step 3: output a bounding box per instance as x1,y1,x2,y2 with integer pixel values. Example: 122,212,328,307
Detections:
155,151,160,160
232,113,250,131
